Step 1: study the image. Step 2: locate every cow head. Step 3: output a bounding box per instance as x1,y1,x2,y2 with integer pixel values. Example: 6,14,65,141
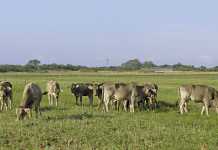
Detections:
71,83,79,94
16,107,31,120
94,83,103,98
143,85,157,106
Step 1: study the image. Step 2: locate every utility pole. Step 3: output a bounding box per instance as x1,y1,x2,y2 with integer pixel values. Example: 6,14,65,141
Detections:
106,58,110,66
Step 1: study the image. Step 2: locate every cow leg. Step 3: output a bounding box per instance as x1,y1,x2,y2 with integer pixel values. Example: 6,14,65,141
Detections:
145,99,150,111
201,106,205,115
179,99,186,114
51,94,54,105
184,102,188,113
79,96,83,106
130,96,135,113
52,95,55,106
142,100,146,111
138,100,144,111
2,101,6,111
75,96,79,105
5,100,8,111
89,95,93,106
0,100,3,111
55,94,58,106
123,100,128,112
10,95,13,110
8,98,12,110
104,96,110,112
35,106,40,118
35,107,38,118
204,101,209,116
48,94,51,105
98,99,103,111
115,100,120,111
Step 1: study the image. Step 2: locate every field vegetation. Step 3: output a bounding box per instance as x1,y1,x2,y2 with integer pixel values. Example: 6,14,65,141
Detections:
0,72,218,149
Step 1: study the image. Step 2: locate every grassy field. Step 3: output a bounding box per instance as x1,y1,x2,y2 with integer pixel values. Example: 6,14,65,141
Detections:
0,72,218,150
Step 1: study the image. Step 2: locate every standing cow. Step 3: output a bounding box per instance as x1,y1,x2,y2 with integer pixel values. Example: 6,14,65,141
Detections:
47,80,61,106
71,83,94,106
178,84,218,116
0,81,13,111
16,83,47,120
101,83,156,112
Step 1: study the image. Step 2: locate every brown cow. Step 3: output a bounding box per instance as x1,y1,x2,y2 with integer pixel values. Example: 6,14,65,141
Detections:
0,81,13,111
178,84,218,116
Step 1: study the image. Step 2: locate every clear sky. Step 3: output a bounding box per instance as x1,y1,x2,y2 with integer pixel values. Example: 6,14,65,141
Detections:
0,0,218,67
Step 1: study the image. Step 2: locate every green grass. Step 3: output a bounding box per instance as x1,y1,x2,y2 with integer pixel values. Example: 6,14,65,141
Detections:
1,72,218,150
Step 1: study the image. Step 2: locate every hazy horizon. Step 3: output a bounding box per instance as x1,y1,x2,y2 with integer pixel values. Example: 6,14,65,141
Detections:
0,1,218,67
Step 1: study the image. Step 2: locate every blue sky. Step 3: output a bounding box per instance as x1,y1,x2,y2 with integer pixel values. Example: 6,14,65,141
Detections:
0,0,218,66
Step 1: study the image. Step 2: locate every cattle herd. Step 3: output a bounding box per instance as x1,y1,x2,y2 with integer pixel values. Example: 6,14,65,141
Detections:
0,80,218,120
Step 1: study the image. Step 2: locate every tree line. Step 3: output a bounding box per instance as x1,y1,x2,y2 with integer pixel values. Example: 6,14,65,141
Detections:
0,59,217,72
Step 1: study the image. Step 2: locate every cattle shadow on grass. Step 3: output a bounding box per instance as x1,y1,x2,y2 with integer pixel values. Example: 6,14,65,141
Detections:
40,106,68,112
156,100,178,112
40,106,54,112
45,112,113,121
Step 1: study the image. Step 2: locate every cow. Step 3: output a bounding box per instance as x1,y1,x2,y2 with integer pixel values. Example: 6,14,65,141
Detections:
130,83,156,112
178,84,218,116
100,83,127,112
47,80,61,106
144,83,159,110
71,83,94,106
0,81,13,111
94,83,104,109
16,83,47,120
101,82,156,112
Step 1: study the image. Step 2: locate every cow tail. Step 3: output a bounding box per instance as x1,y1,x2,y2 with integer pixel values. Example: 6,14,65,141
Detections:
42,91,48,95
176,87,181,107
101,86,104,104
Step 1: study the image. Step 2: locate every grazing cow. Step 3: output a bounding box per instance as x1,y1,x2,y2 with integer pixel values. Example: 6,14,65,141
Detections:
144,83,159,110
178,84,218,116
102,83,155,112
71,83,94,106
0,81,13,111
47,80,61,106
16,83,47,120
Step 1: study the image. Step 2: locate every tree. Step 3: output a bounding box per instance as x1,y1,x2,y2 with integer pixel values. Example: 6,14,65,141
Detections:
121,59,142,70
143,61,156,68
26,59,41,66
26,59,41,70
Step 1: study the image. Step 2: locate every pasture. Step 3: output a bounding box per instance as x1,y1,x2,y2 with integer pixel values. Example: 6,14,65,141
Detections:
0,72,218,150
